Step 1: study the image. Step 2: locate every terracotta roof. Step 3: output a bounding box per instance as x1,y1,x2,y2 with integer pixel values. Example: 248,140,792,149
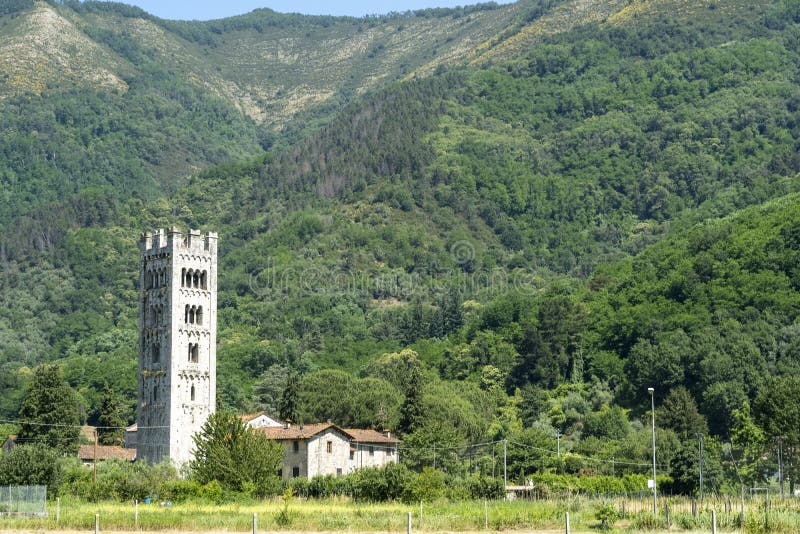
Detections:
240,411,281,424
344,429,400,444
78,444,136,462
240,412,265,423
258,422,341,440
258,423,400,443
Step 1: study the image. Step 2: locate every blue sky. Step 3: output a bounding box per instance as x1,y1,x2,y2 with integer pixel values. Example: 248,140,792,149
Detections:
116,1,514,20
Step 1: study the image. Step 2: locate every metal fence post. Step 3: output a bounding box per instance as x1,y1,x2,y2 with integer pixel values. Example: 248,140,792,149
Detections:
565,511,570,534
407,511,412,534
95,513,100,534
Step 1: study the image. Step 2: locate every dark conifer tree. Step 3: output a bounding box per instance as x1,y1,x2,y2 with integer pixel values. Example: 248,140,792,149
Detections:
18,364,80,455
98,384,124,446
279,372,299,423
398,364,424,436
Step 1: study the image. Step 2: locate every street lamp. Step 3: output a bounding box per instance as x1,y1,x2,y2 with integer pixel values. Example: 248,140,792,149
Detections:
696,433,704,502
648,387,656,516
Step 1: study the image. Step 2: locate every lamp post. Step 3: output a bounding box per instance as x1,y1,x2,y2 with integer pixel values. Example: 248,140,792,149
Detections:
696,433,704,502
648,387,656,516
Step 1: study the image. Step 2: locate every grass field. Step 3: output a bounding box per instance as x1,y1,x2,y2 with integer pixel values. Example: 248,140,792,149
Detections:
2,495,800,532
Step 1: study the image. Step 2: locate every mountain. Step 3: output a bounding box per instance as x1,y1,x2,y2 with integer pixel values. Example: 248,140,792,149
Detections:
1,0,799,453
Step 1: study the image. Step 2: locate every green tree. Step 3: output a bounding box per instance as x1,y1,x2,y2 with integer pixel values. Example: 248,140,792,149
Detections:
279,372,299,423
98,384,124,446
190,411,284,496
397,364,424,436
0,444,61,489
17,364,81,455
660,386,708,438
753,376,800,494
730,403,767,488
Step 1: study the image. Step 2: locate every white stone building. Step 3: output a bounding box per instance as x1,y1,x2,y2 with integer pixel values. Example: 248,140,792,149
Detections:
137,228,218,467
255,422,400,479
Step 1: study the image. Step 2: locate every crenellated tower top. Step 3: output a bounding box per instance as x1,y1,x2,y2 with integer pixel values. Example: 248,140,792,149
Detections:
140,228,218,256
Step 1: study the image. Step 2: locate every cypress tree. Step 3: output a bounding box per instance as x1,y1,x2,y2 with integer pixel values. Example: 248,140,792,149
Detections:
279,372,299,423
98,384,124,446
398,364,424,436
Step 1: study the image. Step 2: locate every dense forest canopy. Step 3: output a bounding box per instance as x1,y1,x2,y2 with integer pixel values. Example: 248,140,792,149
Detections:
1,0,800,494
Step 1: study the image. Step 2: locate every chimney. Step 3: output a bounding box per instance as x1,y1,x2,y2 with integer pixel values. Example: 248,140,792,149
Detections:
283,419,291,429
383,429,391,439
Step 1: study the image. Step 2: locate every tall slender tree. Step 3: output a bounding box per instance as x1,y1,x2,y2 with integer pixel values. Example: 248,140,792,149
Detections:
279,372,299,423
98,384,124,446
18,364,80,455
398,364,424,436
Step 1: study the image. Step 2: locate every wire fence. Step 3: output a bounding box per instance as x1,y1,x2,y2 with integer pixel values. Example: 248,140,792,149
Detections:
0,485,47,517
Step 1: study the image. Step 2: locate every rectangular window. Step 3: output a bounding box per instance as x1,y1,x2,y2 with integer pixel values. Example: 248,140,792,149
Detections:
349,451,354,460
369,446,374,456
293,440,299,453
336,468,342,477
327,441,332,453
292,466,300,478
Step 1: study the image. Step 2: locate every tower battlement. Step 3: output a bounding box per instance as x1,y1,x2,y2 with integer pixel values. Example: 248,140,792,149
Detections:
140,228,218,256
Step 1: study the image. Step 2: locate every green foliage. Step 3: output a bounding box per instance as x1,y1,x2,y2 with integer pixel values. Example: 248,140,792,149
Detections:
753,375,800,490
0,444,61,489
594,502,619,530
189,411,284,496
97,385,124,446
17,364,80,455
402,467,445,503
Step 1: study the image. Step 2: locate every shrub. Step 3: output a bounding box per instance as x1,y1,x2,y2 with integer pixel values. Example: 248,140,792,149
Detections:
402,467,445,503
0,444,61,491
159,479,201,503
594,502,619,530
198,480,223,502
466,475,505,500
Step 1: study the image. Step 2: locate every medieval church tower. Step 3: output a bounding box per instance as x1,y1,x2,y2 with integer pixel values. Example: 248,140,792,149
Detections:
138,228,217,466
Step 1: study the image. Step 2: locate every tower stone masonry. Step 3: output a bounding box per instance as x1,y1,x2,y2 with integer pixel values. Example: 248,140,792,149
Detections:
137,228,217,467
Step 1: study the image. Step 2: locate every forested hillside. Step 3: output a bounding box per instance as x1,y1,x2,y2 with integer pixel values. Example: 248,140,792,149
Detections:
2,0,800,493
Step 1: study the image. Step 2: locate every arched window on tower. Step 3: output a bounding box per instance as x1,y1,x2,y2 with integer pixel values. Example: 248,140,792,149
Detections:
185,269,193,288
189,306,195,324
152,343,160,363
181,268,186,287
189,343,199,363
196,306,203,325
190,384,196,402
193,271,200,288
201,271,207,290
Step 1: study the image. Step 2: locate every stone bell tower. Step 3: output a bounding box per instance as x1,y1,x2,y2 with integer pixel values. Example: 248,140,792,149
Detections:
137,228,217,466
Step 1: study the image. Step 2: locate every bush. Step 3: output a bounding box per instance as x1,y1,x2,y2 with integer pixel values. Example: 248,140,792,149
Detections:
594,502,619,530
402,467,445,503
198,480,223,502
0,444,62,490
159,479,201,503
466,475,505,500
59,458,179,502
353,463,412,501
